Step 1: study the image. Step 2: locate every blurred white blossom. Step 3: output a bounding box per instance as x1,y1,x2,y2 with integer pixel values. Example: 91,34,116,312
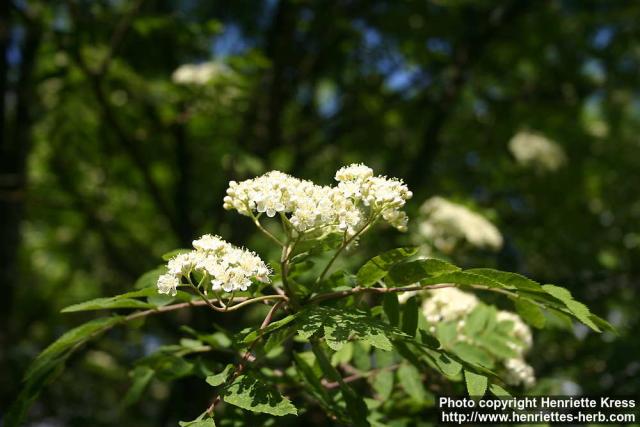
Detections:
508,131,567,172
497,310,533,353
504,357,536,388
172,61,228,85
408,287,536,388
417,197,503,253
420,287,479,323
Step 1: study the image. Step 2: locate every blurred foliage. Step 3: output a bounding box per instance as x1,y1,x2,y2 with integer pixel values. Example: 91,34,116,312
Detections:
1,0,639,425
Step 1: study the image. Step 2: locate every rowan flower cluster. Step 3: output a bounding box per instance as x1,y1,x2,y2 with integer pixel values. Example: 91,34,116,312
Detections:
223,164,412,237
508,131,566,172
417,197,503,253
404,286,536,388
496,310,535,387
420,287,479,324
172,61,228,85
157,234,271,296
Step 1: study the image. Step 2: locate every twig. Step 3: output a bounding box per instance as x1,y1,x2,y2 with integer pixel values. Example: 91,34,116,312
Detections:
206,301,284,415
316,218,376,284
321,364,400,390
251,213,285,246
308,283,454,305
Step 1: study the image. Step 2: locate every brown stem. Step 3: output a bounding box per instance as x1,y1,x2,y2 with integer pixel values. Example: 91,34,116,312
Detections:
206,301,284,415
308,283,455,305
322,364,400,390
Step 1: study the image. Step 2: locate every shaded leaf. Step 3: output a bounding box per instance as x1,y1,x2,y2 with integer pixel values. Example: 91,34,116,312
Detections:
62,297,154,313
400,297,418,337
222,373,297,416
179,418,216,427
386,258,460,286
489,383,511,397
464,370,487,398
372,369,394,400
382,294,400,326
542,285,603,332
397,364,427,403
297,306,404,351
515,299,546,329
206,364,234,387
357,247,419,286
121,366,155,408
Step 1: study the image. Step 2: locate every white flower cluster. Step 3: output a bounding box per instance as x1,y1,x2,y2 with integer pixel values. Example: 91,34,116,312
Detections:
504,358,536,388
172,62,228,85
497,310,535,387
497,310,533,352
156,234,271,296
223,164,412,236
420,287,479,323
417,197,503,253
409,287,536,388
508,131,567,172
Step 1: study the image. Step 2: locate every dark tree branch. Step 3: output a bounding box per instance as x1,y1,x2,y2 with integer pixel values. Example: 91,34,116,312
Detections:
406,1,529,190
0,0,42,406
63,1,184,241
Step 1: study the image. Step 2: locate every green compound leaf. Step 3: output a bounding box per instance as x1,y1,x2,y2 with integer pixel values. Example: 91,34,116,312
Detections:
465,269,546,293
62,297,154,313
382,293,400,326
26,316,123,382
386,258,460,286
178,418,216,427
397,364,428,403
400,297,419,337
372,369,394,400
489,383,511,397
297,306,407,351
120,366,155,408
464,370,488,398
515,298,546,329
293,352,342,418
243,314,298,344
8,316,123,426
542,284,608,332
222,372,297,416
357,247,419,286
206,364,234,387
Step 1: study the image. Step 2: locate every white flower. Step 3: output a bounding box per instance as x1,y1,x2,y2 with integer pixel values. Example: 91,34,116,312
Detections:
497,310,533,353
418,197,503,253
192,234,227,253
157,274,180,297
223,164,412,237
167,252,200,276
508,131,566,172
504,357,536,388
335,163,373,183
157,234,271,295
421,287,479,323
172,62,227,85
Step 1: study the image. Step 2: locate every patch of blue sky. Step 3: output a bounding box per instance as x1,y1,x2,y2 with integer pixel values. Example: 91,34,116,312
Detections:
592,26,615,50
210,23,249,59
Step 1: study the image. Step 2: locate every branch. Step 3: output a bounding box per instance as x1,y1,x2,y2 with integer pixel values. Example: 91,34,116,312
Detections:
406,1,529,189
98,0,146,75
307,281,542,308
206,301,284,415
308,283,454,305
322,364,400,390
63,1,183,240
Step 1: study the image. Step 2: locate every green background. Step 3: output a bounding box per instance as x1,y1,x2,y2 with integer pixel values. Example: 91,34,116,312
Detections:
1,0,638,425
